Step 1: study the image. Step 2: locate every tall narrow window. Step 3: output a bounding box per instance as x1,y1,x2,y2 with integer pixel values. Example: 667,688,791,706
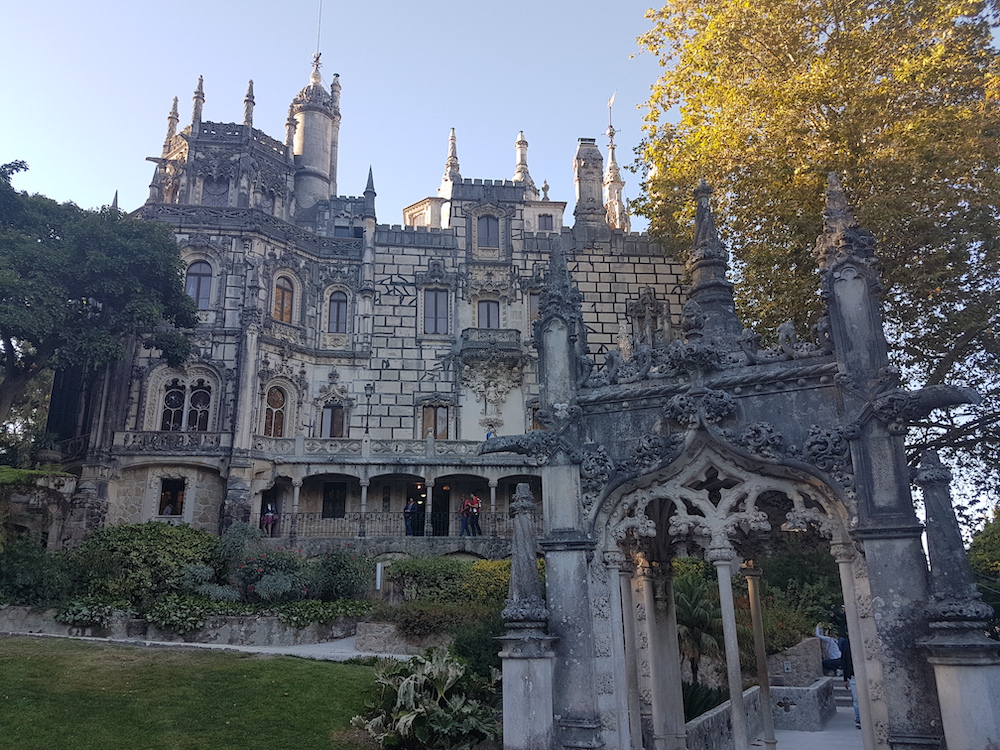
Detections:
321,404,345,438
478,299,500,329
423,289,449,334
161,381,186,431
185,261,213,309
159,478,185,516
274,277,294,323
422,405,449,440
328,291,348,333
538,214,554,231
477,215,499,247
528,292,541,322
187,380,211,431
264,387,286,437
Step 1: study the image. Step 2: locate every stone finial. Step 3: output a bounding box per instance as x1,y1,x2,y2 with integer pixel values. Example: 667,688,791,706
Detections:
443,128,461,183
292,54,334,114
310,51,322,84
363,167,376,219
603,137,630,232
573,137,605,225
814,172,877,269
685,181,742,336
162,97,179,155
512,130,538,199
191,75,205,131
243,79,255,127
502,483,549,627
284,104,297,148
692,180,726,262
917,450,994,622
541,179,550,201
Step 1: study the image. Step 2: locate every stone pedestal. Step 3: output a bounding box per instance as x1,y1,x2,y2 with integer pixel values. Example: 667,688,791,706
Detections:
499,630,558,750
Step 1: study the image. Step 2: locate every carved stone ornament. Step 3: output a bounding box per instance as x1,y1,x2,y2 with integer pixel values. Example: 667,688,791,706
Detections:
579,445,616,499
467,264,514,301
801,423,857,487
461,360,523,415
501,595,550,624
736,422,785,459
872,385,980,435
415,259,460,289
666,389,736,427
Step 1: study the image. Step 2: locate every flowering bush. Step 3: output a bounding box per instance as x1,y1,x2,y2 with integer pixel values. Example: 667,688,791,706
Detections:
235,549,306,603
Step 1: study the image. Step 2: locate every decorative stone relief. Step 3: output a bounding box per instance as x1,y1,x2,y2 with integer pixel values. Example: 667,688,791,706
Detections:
593,596,611,620
635,602,647,621
596,673,615,695
467,264,515,301
461,359,522,417
595,634,612,657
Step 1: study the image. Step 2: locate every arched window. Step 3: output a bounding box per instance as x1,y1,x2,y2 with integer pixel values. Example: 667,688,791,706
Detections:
328,291,348,333
477,215,499,247
264,386,286,437
273,277,294,323
160,378,212,432
202,176,230,207
185,261,213,310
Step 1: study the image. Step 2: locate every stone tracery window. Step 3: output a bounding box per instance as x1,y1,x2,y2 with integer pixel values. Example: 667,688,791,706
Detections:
202,176,230,207
185,261,213,310
160,378,212,432
263,386,287,437
273,276,295,323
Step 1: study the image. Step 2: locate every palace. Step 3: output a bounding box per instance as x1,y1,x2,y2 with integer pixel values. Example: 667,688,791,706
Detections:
46,55,682,554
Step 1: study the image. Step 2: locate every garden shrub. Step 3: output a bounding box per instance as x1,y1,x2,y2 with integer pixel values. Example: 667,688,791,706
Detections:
450,609,504,679
71,523,217,607
351,647,500,750
276,599,373,629
235,548,306,603
0,534,72,605
310,547,375,601
375,600,493,639
55,594,127,629
213,522,265,570
384,557,470,603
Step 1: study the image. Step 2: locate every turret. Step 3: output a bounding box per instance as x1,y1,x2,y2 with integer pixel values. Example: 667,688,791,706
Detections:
291,53,339,211
512,131,538,200
163,97,179,155
439,128,461,198
603,122,630,232
573,138,606,227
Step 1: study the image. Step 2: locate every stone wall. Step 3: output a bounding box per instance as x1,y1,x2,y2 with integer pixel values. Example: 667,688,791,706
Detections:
354,621,452,655
684,686,763,750
770,677,837,731
767,636,823,687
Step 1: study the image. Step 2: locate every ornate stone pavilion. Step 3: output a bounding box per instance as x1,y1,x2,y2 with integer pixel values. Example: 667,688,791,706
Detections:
42,55,1000,750
489,175,999,750
45,56,675,557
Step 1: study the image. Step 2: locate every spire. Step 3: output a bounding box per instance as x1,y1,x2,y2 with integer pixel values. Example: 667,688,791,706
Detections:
443,128,461,183
814,172,877,269
284,104,297,149
311,51,322,85
603,102,630,232
111,191,119,211
163,97,179,155
573,138,605,226
363,167,376,219
512,131,538,199
686,181,742,337
191,75,204,133
243,80,255,127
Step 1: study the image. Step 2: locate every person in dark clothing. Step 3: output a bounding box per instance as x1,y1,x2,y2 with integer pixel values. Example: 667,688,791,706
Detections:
840,632,860,727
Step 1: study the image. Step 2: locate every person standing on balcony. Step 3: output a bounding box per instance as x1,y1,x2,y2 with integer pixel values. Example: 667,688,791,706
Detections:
262,504,278,537
469,494,482,536
459,496,473,537
404,499,417,536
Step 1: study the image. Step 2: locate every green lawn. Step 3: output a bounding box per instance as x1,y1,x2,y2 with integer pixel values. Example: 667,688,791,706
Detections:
0,635,377,750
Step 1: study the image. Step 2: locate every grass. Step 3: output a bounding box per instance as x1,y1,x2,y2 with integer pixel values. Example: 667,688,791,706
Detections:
0,635,377,750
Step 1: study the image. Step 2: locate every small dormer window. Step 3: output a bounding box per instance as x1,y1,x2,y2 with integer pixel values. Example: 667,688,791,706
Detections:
538,214,554,231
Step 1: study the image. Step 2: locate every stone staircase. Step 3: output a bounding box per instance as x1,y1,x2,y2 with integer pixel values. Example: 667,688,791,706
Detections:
832,679,854,710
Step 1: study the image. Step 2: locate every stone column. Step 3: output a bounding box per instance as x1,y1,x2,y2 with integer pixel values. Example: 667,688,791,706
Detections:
289,478,302,543
359,478,369,538
489,479,499,537
831,540,877,750
916,452,1000,750
710,546,748,750
656,570,688,750
742,564,776,750
498,483,558,750
605,550,639,749
636,555,671,750
422,479,435,538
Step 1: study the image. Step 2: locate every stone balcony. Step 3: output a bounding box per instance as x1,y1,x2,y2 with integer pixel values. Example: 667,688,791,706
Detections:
459,327,523,367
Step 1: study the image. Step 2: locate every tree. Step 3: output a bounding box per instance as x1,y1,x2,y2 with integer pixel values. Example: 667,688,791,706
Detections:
968,507,1000,637
0,163,197,426
673,566,724,684
636,0,1000,504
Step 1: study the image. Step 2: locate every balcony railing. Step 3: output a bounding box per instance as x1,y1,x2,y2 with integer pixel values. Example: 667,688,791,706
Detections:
250,510,543,541
115,431,232,454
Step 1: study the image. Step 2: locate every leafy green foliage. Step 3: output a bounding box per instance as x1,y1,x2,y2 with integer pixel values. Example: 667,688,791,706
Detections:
276,599,374,629
351,647,500,750
385,557,472,603
55,595,126,629
0,163,197,425
373,601,496,639
0,533,71,605
71,523,217,607
234,548,307,603
672,564,723,684
969,507,1000,638
450,609,504,680
309,547,376,601
682,680,729,722
636,0,1000,505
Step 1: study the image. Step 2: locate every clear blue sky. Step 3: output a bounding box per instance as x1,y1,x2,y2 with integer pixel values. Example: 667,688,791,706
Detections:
1,0,663,231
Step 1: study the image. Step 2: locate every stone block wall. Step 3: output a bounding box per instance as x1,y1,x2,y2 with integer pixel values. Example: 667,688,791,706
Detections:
767,636,823,687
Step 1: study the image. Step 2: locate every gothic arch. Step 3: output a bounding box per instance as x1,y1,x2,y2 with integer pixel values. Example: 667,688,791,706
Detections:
143,364,223,433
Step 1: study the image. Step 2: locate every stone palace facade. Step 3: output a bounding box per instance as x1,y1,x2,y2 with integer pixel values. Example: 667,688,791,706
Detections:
46,56,682,553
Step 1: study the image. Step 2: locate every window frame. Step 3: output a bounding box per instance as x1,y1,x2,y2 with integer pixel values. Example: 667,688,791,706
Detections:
477,215,499,248
273,276,295,324
185,261,213,310
321,403,346,438
421,405,449,440
423,288,450,335
328,290,349,334
263,386,287,437
478,299,501,329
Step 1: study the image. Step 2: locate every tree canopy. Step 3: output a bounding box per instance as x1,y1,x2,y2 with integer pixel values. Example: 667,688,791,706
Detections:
0,163,197,426
636,0,1000,504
